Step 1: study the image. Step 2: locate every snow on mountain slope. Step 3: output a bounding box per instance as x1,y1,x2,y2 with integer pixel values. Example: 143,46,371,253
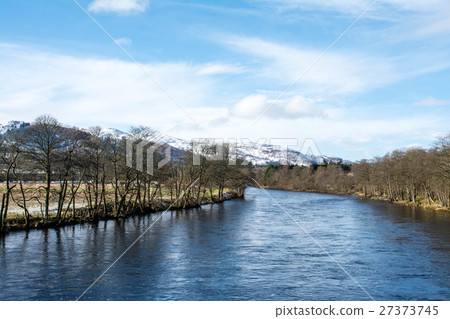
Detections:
0,121,29,135
126,134,348,166
0,121,348,166
99,128,129,138
236,143,314,166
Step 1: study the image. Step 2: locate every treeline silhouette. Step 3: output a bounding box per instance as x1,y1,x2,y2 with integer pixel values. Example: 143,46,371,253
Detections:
257,134,449,209
0,115,253,231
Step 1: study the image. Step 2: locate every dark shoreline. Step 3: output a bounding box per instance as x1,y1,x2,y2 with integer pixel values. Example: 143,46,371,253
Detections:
256,185,449,212
0,192,242,235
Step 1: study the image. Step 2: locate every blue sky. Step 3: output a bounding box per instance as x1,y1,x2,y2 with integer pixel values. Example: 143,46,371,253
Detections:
0,0,449,161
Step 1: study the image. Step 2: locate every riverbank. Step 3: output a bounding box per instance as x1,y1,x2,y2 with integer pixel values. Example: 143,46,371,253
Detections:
258,185,449,212
0,191,242,234
353,192,449,212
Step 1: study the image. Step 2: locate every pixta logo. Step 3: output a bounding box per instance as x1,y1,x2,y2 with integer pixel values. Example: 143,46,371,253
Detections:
126,137,323,175
126,138,171,175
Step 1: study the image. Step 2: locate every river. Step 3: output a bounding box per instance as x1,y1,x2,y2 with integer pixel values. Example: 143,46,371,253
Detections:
0,187,449,300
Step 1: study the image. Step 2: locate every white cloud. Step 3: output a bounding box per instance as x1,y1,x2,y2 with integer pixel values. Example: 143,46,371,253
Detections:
223,36,395,96
230,94,267,118
414,15,450,38
208,117,230,127
194,109,446,161
262,0,370,15
262,0,450,40
261,0,449,16
196,63,245,75
88,0,149,15
115,37,132,46
280,96,325,118
0,44,216,133
242,114,445,161
413,97,449,107
229,94,325,119
0,44,447,161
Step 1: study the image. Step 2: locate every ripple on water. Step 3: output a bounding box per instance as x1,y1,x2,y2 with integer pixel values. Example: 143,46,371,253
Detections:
0,187,449,300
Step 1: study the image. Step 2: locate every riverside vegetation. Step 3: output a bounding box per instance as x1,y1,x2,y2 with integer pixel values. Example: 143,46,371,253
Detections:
1,116,448,233
257,134,450,211
0,115,253,233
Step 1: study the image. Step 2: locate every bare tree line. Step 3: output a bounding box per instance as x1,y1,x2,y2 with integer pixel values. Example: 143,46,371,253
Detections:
0,115,253,231
257,134,450,209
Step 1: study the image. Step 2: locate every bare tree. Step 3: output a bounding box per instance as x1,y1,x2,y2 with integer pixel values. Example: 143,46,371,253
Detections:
22,115,65,220
0,131,20,229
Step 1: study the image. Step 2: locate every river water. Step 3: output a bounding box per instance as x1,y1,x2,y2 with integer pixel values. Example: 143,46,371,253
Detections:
0,187,449,300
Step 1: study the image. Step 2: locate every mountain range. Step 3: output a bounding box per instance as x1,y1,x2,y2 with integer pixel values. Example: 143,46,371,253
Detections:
0,121,349,166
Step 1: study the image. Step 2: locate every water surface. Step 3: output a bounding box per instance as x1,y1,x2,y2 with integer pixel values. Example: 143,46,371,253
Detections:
1,187,449,300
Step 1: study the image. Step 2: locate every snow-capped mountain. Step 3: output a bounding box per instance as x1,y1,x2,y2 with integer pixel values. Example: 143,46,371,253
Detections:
233,142,348,166
99,128,129,138
237,143,318,166
101,130,347,166
1,121,349,166
0,121,30,136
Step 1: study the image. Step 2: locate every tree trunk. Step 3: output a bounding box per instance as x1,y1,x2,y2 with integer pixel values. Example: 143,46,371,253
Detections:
18,181,30,227
0,193,6,229
45,165,51,220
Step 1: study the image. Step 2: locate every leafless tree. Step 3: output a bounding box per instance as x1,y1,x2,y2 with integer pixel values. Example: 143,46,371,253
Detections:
22,115,65,219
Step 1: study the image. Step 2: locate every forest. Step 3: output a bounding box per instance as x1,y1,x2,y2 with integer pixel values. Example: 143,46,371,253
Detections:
257,134,450,210
0,115,253,232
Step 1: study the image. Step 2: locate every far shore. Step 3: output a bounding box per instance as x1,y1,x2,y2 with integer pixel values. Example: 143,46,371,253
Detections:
257,185,450,212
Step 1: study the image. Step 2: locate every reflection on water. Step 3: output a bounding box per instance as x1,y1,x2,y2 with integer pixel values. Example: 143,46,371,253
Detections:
0,187,449,300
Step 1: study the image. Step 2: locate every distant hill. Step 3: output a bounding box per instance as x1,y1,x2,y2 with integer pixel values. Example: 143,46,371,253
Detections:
0,120,350,166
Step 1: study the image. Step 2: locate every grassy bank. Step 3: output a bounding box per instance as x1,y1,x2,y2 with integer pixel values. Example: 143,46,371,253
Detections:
258,184,449,212
352,191,450,212
1,187,242,234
